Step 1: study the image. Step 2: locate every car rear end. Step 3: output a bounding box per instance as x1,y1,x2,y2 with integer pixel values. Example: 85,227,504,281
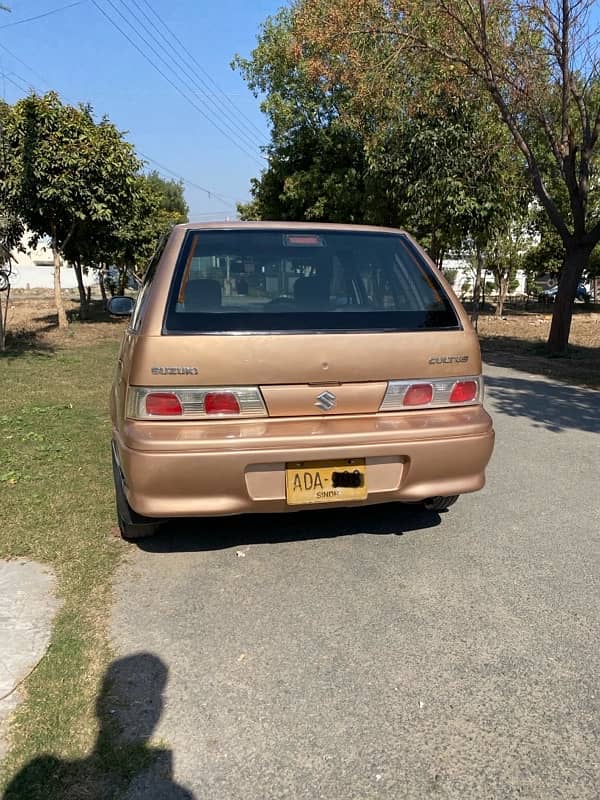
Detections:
111,223,494,522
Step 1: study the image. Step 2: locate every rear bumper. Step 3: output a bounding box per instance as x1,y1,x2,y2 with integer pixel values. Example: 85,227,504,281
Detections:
113,407,495,517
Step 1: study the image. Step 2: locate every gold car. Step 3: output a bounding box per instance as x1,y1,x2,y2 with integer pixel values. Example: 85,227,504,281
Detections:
109,222,494,539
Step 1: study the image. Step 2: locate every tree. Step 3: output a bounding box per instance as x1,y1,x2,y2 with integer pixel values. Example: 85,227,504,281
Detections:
237,7,528,265
3,92,140,327
104,170,188,293
0,102,23,351
235,9,374,224
522,207,565,290
145,170,188,223
367,93,523,267
486,227,526,316
295,0,600,354
65,169,188,307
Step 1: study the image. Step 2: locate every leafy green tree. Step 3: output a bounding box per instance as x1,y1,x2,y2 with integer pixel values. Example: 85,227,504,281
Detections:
0,102,23,350
238,8,530,274
0,101,23,258
3,92,140,327
235,9,375,224
105,170,188,293
485,228,526,316
368,93,524,268
145,170,188,223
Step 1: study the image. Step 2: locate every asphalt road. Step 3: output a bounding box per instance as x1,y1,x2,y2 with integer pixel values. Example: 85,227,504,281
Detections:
110,364,600,800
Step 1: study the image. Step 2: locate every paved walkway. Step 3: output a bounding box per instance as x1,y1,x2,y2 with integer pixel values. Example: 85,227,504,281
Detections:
0,561,59,760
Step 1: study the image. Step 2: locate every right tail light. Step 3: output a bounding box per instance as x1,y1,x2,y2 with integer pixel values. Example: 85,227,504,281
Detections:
380,376,483,411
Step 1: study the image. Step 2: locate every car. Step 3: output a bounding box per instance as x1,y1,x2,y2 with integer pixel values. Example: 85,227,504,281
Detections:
103,266,140,295
108,222,495,539
538,284,589,303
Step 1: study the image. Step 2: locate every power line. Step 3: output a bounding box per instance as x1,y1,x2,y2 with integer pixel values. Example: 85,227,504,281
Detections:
137,150,238,209
189,211,237,220
91,0,264,167
139,0,266,143
109,0,264,160
2,72,31,94
0,2,84,30
0,42,50,89
0,47,239,209
123,0,265,150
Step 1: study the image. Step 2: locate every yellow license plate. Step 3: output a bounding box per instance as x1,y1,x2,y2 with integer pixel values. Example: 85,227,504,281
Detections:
285,459,367,505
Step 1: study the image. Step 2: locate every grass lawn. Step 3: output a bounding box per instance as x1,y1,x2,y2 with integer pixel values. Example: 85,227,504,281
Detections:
0,332,153,798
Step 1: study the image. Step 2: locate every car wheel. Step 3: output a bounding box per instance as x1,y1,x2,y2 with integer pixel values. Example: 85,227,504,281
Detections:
112,444,162,540
424,495,459,512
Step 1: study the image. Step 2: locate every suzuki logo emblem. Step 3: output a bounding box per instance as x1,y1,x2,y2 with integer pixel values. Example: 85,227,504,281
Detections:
315,390,337,411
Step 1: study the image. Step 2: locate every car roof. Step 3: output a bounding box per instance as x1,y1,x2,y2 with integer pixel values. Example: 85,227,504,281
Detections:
174,221,408,236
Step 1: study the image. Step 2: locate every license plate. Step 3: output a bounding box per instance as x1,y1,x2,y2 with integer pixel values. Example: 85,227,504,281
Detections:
285,459,367,505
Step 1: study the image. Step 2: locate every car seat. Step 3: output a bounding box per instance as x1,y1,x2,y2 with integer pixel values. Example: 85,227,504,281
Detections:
184,279,222,310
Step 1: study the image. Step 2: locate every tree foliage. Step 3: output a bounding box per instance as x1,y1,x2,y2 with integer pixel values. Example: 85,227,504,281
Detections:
102,170,188,276
1,93,189,323
236,7,529,270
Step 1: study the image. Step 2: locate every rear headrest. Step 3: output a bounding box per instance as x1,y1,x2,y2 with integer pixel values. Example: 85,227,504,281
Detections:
184,279,222,309
293,276,329,309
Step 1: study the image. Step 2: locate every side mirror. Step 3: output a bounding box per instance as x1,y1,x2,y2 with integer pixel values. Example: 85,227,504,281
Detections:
107,296,135,316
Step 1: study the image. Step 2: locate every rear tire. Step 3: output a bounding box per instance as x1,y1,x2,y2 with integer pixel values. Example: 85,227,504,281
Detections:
112,444,162,540
424,495,459,512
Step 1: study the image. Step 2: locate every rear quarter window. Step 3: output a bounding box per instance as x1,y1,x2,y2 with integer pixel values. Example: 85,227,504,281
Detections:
163,229,460,334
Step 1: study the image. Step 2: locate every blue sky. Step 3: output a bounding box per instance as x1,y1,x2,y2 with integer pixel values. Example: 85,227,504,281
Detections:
0,0,282,218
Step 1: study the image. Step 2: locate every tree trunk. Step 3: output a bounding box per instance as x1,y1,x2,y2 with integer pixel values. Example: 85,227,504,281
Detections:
73,258,88,320
0,288,6,352
471,245,483,326
495,275,508,317
118,267,127,296
547,244,591,355
50,225,68,329
99,268,107,304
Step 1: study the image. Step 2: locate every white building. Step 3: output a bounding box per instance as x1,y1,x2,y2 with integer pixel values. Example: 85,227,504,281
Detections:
442,257,528,299
2,233,97,290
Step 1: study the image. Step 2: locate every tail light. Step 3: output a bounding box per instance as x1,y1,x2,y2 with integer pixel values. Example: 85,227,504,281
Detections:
126,387,267,420
145,392,183,416
449,380,478,404
402,384,434,406
203,392,241,415
380,376,483,411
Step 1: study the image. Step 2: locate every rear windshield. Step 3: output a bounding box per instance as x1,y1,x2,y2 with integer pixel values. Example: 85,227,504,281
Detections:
163,229,459,334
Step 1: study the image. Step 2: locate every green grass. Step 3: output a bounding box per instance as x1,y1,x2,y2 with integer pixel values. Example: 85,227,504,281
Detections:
0,341,154,798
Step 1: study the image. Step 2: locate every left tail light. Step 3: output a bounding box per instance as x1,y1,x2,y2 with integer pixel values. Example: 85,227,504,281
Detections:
126,387,267,420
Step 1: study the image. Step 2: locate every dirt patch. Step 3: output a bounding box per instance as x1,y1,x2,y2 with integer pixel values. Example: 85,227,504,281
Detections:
477,308,600,389
2,290,127,352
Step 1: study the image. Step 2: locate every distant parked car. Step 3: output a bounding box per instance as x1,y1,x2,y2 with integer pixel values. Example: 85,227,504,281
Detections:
103,267,140,296
538,284,589,304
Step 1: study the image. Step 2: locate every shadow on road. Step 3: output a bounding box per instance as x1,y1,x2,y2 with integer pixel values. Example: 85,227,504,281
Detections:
2,654,194,800
485,373,600,433
139,502,442,554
